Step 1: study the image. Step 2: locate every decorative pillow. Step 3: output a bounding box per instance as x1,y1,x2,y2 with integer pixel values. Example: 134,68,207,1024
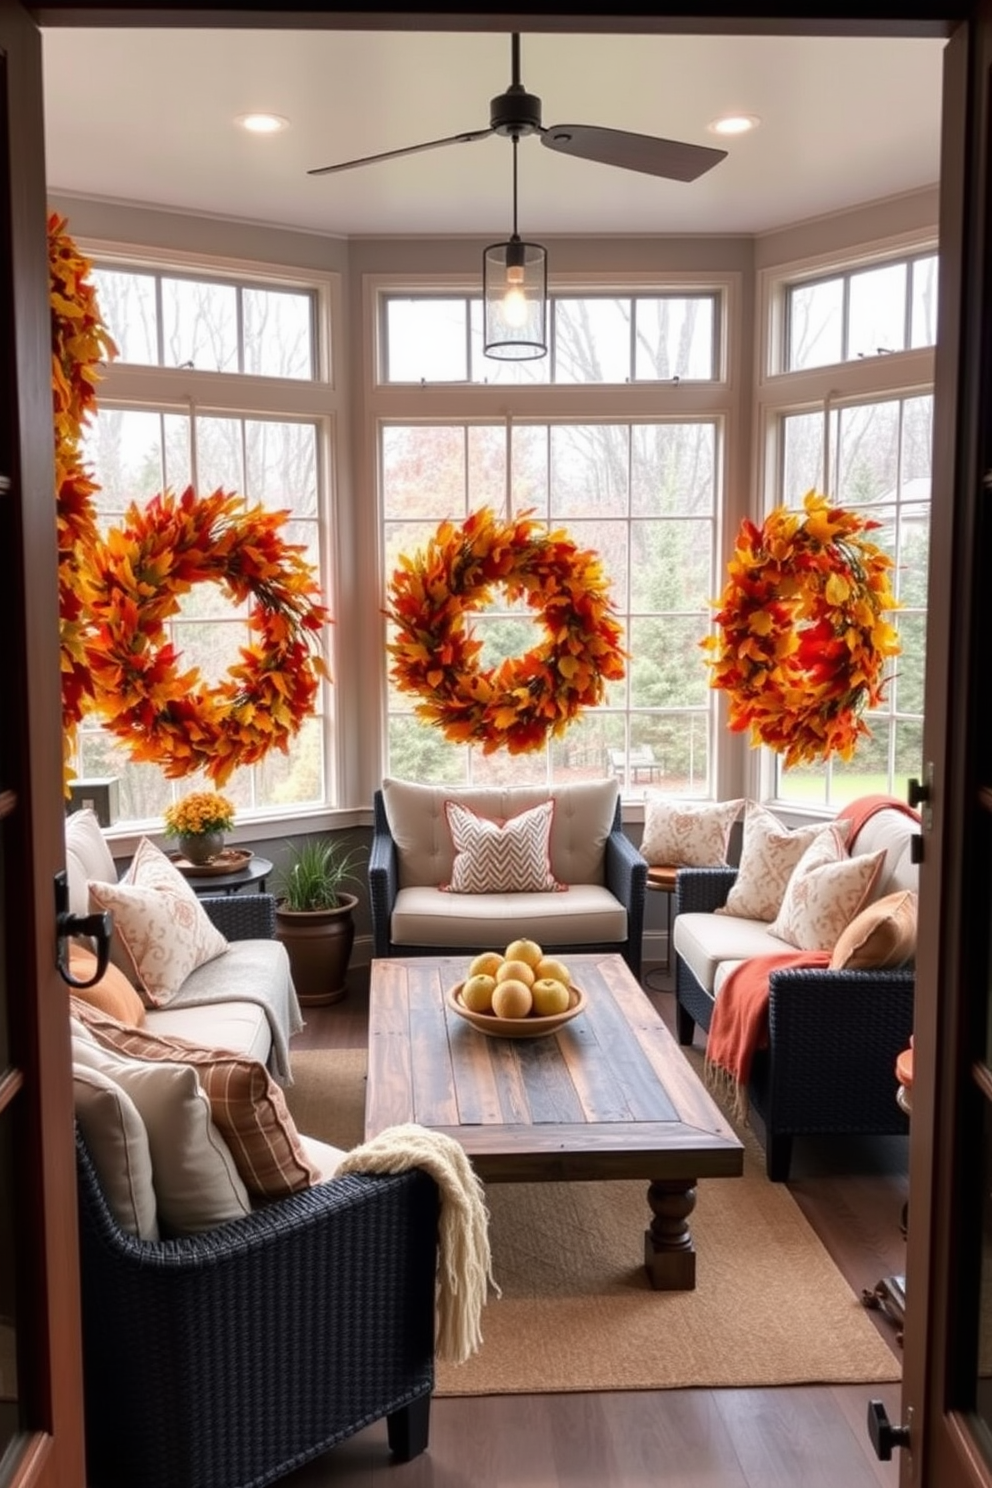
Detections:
70,1028,252,1234
70,1000,320,1200
443,799,563,894
88,836,228,1007
829,889,918,970
65,807,119,919
769,827,885,952
640,796,744,868
717,803,849,923
68,946,146,1025
72,1054,159,1241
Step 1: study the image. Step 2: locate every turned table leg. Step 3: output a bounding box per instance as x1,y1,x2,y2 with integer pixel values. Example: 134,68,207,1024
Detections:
644,1177,698,1290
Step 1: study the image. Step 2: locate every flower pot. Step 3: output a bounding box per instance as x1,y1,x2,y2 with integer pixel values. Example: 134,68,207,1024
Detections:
177,831,224,865
274,893,357,1006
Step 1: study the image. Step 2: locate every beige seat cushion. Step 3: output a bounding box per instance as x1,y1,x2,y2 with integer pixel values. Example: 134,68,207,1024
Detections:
673,911,794,996
382,776,618,888
144,1000,271,1065
390,883,627,950
72,1058,159,1241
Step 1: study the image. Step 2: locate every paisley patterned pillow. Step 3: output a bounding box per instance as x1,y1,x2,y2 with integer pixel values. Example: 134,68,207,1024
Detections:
88,837,228,1006
640,796,744,867
717,802,848,923
769,827,885,952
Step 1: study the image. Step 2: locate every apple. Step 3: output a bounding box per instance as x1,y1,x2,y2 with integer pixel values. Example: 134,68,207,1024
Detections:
535,956,571,987
504,938,544,969
495,958,535,988
492,979,534,1019
461,973,497,1013
468,950,504,979
531,977,571,1015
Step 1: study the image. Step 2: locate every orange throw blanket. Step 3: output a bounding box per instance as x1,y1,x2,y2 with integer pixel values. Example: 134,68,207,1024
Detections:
704,794,920,1119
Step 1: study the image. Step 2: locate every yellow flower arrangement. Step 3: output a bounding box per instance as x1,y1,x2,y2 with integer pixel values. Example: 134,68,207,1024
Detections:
702,491,901,768
163,791,236,839
384,506,626,754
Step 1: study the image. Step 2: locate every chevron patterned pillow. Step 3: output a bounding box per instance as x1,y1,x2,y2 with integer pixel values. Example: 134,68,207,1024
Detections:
443,799,564,894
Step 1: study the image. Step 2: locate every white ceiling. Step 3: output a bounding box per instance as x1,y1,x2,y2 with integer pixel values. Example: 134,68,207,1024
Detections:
40,28,947,240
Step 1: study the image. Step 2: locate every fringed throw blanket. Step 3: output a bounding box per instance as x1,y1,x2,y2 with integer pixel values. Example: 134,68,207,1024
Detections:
704,793,921,1120
336,1123,499,1365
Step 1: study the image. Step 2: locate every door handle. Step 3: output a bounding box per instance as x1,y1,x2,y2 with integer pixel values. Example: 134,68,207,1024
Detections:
54,868,113,988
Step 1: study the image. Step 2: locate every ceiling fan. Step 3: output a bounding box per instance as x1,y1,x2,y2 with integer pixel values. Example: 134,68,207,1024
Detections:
308,33,728,183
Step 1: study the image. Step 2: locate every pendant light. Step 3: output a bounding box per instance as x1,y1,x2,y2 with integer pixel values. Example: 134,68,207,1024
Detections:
483,134,548,360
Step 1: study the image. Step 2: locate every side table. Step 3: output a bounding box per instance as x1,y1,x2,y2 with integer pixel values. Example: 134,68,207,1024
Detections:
183,855,274,897
644,864,677,989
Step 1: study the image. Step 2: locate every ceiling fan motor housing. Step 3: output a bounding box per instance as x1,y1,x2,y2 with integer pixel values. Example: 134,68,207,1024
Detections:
490,86,543,138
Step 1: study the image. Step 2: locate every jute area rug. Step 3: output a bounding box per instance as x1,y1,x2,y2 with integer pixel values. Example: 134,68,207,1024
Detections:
285,1046,901,1397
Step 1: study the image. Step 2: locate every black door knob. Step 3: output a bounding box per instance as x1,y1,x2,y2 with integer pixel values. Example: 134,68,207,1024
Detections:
908,776,929,808
867,1399,911,1460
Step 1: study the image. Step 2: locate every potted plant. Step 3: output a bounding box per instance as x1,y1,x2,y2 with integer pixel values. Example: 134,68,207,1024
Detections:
162,790,236,865
273,835,365,1006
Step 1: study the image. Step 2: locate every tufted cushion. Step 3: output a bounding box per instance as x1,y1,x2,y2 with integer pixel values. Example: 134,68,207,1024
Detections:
640,796,744,868
716,803,847,924
71,1020,252,1234
768,827,885,952
88,837,228,1007
70,1001,319,1200
382,776,618,888
443,799,562,893
829,889,918,970
68,946,146,1025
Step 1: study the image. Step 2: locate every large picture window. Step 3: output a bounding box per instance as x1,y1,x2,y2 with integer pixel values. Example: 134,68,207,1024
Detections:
66,256,335,830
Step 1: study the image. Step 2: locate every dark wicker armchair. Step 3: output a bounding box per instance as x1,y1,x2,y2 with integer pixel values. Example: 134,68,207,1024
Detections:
369,788,648,980
76,891,440,1488
674,867,913,1181
76,1133,439,1488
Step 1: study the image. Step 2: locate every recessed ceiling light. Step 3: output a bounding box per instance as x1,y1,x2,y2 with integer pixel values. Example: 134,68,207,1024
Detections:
708,114,761,137
236,113,289,135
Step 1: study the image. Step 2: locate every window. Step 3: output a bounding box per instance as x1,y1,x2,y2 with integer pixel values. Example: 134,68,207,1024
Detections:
68,256,335,831
760,241,935,810
784,250,937,371
382,292,719,385
378,289,728,795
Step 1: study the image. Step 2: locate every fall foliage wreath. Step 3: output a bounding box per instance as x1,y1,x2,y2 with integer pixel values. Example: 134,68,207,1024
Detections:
81,485,330,785
702,490,901,768
385,507,626,754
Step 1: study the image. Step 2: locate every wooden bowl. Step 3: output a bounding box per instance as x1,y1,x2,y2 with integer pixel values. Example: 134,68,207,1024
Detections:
447,982,586,1039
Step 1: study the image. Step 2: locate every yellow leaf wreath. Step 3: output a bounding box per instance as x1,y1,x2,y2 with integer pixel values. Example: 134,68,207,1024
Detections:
702,491,901,768
385,507,626,754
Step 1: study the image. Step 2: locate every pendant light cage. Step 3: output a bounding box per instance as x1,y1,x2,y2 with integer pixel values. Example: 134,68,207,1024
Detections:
483,136,548,360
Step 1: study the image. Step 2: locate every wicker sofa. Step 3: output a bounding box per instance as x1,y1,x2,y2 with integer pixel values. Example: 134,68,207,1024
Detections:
673,799,919,1180
369,776,648,979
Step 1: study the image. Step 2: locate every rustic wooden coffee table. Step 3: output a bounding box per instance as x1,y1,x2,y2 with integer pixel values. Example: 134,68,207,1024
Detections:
365,951,743,1289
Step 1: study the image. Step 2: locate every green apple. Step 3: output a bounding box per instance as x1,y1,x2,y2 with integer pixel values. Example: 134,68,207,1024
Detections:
531,978,571,1015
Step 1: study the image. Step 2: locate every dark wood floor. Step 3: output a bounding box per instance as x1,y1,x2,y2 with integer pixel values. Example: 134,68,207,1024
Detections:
283,963,908,1488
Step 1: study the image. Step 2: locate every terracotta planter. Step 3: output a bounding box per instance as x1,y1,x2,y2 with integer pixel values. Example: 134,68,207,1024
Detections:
274,892,357,1006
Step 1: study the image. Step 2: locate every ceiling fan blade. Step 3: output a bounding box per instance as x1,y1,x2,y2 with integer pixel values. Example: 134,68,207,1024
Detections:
309,126,493,177
541,125,727,183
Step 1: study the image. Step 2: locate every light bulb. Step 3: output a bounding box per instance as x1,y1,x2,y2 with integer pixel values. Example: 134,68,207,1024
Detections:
503,264,528,329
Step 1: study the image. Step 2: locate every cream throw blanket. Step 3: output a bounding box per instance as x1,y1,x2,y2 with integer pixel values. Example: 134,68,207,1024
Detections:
336,1123,499,1365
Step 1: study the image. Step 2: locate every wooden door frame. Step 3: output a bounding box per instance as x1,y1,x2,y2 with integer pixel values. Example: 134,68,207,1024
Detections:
11,5,984,1486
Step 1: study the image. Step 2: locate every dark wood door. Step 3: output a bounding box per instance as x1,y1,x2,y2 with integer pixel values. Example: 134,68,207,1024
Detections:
0,2,86,1484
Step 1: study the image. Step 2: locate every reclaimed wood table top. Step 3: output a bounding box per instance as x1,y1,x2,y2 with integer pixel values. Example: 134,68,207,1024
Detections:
366,952,743,1185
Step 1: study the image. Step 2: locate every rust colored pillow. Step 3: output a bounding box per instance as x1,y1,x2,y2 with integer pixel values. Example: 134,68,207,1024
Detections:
829,889,918,971
68,948,146,1025
68,1000,319,1201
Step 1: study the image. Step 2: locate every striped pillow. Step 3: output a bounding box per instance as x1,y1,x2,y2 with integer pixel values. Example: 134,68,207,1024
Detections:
443,799,563,894
69,1000,319,1200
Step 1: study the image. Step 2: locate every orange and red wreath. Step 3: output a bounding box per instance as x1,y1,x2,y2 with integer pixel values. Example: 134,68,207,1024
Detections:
385,507,626,754
702,491,901,768
81,486,331,785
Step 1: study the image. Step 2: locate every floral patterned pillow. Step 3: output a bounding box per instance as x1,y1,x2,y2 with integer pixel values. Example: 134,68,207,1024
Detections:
88,837,228,1006
769,827,885,952
716,802,848,923
639,796,744,868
